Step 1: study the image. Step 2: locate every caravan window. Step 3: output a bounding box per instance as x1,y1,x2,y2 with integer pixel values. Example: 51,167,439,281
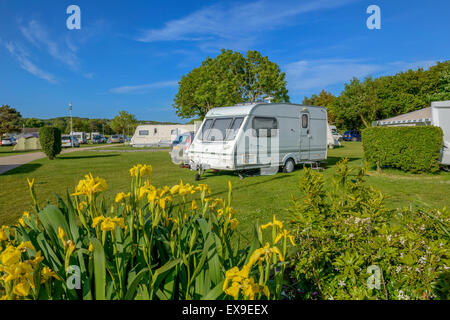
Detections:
302,114,309,128
206,118,233,141
139,130,149,136
200,119,213,140
252,117,278,137
225,117,244,141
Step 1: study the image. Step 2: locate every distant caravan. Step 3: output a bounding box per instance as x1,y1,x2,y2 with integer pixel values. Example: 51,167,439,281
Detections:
187,102,328,179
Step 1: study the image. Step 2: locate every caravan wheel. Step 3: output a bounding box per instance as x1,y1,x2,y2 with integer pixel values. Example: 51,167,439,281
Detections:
283,158,295,173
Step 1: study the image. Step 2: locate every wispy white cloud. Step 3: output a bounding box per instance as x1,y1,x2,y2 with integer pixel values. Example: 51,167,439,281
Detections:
110,80,178,94
285,59,381,93
19,20,79,69
137,0,355,50
4,41,58,84
285,59,439,95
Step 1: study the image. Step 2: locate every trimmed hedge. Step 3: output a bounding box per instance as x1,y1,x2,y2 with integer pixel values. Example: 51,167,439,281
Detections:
362,126,443,173
39,126,62,160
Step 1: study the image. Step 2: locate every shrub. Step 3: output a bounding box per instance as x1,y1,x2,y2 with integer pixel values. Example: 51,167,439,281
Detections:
0,164,294,300
287,159,449,300
362,126,443,173
39,126,62,160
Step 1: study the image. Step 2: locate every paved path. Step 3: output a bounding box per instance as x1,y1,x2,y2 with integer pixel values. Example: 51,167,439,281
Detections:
0,144,120,175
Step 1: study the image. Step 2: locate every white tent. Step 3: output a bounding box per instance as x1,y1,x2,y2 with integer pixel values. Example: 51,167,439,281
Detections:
13,137,41,151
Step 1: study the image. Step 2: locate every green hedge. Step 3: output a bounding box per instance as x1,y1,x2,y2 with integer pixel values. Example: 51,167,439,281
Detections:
39,126,62,160
362,126,443,173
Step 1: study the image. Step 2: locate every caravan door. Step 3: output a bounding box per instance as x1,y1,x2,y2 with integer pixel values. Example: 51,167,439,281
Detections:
300,112,310,160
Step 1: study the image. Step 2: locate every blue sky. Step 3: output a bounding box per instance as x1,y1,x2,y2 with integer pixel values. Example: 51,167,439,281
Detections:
0,0,449,123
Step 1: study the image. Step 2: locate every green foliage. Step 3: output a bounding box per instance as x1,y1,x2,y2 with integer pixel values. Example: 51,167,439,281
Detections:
0,105,22,136
24,118,45,128
304,61,450,130
0,168,290,300
288,159,449,300
362,126,443,173
110,111,138,136
302,90,337,123
38,127,62,160
174,49,289,119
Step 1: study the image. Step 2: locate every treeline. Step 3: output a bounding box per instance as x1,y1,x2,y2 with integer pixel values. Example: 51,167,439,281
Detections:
303,61,450,130
0,106,183,137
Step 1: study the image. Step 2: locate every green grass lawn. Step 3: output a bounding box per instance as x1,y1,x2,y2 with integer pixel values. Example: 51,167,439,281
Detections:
0,143,116,157
105,145,170,150
1,142,449,241
0,146,40,157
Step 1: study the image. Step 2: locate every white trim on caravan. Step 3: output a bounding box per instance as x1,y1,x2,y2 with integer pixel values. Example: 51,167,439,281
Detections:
431,100,450,169
188,103,328,178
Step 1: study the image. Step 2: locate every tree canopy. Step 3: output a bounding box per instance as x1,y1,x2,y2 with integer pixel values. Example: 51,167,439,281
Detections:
302,90,337,123
303,61,450,130
110,111,138,136
0,105,22,136
174,49,290,119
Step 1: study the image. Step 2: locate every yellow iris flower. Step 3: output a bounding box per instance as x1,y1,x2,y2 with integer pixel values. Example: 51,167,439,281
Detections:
129,164,152,177
71,173,107,197
18,212,30,227
92,216,125,231
115,192,130,203
41,267,61,283
13,279,31,297
260,214,283,230
0,225,8,241
0,245,22,266
274,229,296,246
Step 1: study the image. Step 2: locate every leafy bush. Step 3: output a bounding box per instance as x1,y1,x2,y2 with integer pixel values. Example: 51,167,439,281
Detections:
38,127,62,160
362,126,443,173
287,159,449,300
0,164,294,300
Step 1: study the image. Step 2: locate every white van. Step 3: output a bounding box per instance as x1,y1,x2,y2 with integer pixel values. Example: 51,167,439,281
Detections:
188,102,328,179
431,101,450,170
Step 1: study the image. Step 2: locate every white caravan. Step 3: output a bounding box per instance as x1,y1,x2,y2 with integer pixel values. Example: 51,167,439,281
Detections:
326,123,341,148
71,132,87,144
188,103,328,179
131,124,199,147
431,101,450,170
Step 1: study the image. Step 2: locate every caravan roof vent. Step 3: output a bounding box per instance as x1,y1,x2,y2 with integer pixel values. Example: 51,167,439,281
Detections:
264,96,274,103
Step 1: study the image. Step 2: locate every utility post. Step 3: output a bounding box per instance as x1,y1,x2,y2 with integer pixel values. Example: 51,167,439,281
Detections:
69,102,73,147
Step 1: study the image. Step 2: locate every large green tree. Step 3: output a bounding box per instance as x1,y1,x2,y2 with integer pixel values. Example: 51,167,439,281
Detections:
110,111,137,136
302,90,337,123
24,118,45,128
174,49,289,119
52,118,67,134
0,105,22,136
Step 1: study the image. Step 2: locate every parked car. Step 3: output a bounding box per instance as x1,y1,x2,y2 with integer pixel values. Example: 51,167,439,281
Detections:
171,132,195,165
1,137,14,146
343,130,361,142
110,135,123,143
61,135,80,147
92,134,106,144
